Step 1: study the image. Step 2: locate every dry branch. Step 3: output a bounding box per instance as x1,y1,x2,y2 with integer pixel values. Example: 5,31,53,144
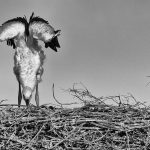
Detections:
0,84,150,149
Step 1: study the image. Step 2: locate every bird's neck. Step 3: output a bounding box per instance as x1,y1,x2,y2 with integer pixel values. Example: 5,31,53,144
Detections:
15,36,27,48
26,36,33,46
26,36,41,52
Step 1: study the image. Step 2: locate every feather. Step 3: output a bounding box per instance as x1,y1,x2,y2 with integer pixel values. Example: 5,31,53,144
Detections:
2,16,27,26
44,36,60,52
3,16,29,36
7,39,16,49
0,17,27,42
29,13,61,51
29,12,49,24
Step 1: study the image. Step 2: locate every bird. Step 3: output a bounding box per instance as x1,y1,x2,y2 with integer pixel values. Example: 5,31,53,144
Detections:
0,13,61,107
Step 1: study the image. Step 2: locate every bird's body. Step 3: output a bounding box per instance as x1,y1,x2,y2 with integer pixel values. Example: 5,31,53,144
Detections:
13,39,45,104
0,13,60,107
14,43,42,91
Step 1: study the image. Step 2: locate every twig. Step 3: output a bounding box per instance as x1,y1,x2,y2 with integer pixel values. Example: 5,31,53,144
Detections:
0,135,26,145
49,124,82,149
0,99,8,104
125,130,130,150
52,83,63,108
22,124,45,150
0,84,150,149
52,83,79,107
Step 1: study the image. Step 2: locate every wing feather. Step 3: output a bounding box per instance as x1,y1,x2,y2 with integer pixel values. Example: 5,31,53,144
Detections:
29,13,61,52
0,16,28,49
0,17,27,41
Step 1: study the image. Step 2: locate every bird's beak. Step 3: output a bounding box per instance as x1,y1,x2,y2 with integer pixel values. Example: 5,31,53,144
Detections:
25,98,30,107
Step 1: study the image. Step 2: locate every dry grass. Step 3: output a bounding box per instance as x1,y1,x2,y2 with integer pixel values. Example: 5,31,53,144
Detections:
0,83,150,150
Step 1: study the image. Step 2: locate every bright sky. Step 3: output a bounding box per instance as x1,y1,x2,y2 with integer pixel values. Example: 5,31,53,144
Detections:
0,0,150,106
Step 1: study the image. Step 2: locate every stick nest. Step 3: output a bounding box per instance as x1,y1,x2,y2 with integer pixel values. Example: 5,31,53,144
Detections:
0,84,150,150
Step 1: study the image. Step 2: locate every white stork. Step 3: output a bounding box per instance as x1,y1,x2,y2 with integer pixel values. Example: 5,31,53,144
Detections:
0,13,61,107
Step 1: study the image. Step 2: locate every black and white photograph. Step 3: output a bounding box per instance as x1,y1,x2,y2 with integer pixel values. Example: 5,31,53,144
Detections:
0,0,150,149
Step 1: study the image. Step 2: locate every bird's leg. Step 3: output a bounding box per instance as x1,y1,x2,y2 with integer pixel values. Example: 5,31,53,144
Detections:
35,83,39,107
35,67,43,107
18,81,22,107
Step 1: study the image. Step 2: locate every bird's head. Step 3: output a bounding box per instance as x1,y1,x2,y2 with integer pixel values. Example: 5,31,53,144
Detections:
22,86,32,99
20,69,39,107
22,86,32,106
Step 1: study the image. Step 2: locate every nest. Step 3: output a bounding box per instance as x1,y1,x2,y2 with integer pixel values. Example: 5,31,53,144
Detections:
0,84,150,150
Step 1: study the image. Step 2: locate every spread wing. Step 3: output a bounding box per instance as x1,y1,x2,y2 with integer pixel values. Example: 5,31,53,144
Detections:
29,13,60,52
0,16,28,49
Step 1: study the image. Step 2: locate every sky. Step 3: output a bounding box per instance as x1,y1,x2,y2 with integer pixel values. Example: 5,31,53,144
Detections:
0,0,150,106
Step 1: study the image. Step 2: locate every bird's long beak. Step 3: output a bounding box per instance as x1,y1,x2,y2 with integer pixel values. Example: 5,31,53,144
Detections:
25,98,30,107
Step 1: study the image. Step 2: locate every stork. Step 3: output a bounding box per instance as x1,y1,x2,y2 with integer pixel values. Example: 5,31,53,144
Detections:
0,13,61,107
